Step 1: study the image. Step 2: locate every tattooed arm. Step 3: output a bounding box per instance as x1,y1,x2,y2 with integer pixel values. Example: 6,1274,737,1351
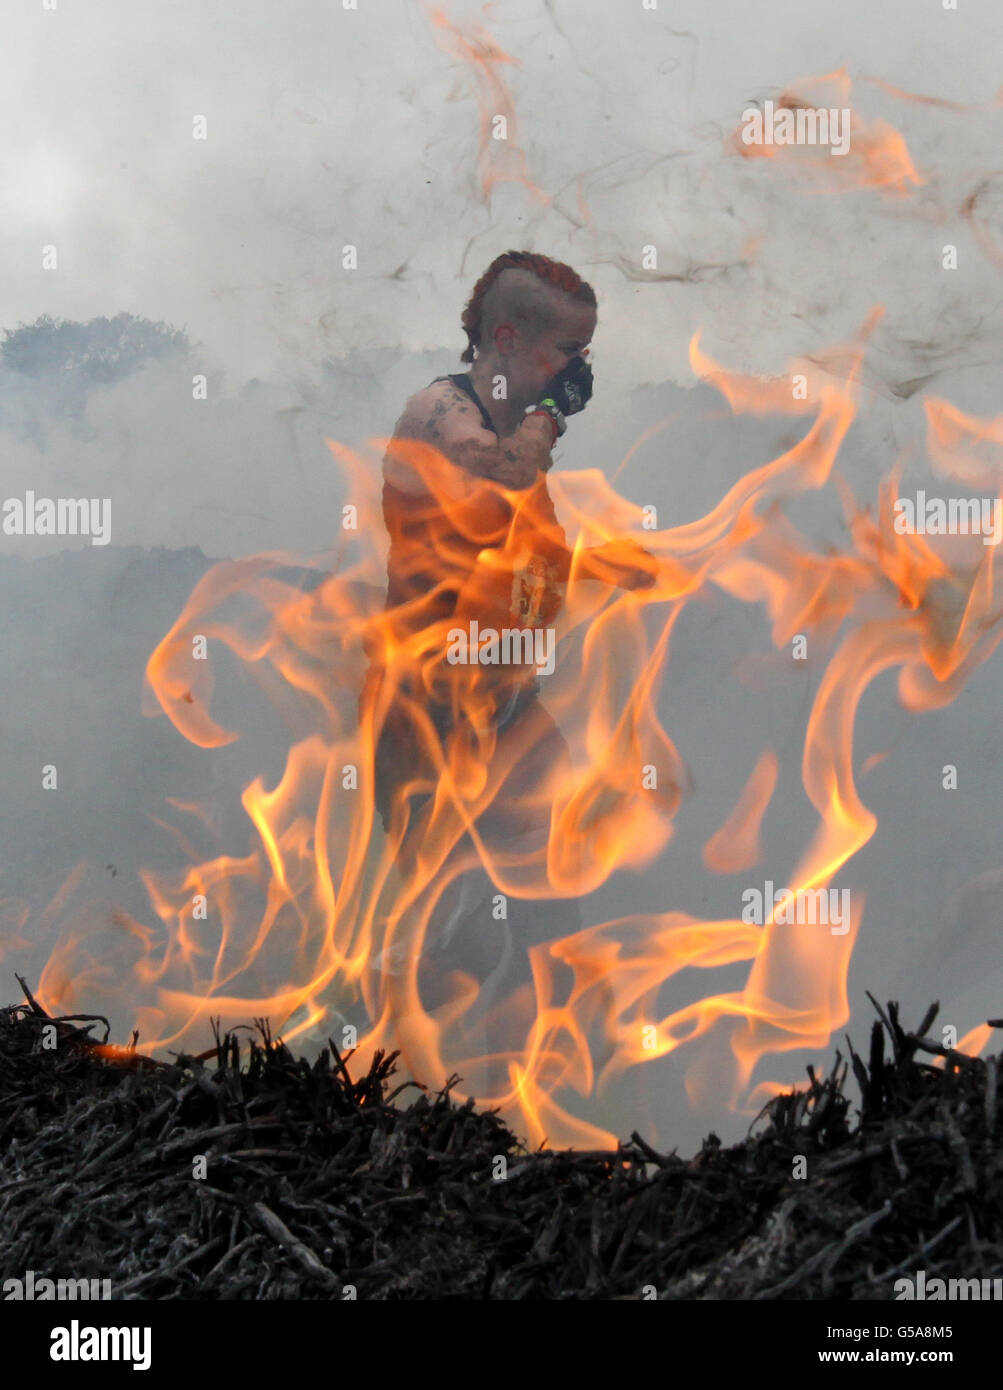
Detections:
383,380,553,496
383,381,656,589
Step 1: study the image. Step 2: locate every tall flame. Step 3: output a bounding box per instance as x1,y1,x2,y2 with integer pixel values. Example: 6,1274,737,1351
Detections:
23,318,1003,1151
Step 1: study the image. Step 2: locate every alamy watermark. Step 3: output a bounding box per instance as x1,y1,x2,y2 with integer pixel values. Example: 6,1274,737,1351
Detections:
2,491,111,545
3,1269,112,1300
740,100,851,157
50,1320,151,1371
894,491,1001,546
895,1270,1003,1300
446,619,555,675
741,880,851,934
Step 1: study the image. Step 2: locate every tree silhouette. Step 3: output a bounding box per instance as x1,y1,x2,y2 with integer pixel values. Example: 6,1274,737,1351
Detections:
0,313,193,444
1,312,190,384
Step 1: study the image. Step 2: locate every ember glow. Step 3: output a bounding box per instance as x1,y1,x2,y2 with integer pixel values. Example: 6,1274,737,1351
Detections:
27,313,1003,1151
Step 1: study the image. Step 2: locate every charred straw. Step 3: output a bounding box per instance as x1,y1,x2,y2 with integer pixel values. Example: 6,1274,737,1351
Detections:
2,980,1002,1300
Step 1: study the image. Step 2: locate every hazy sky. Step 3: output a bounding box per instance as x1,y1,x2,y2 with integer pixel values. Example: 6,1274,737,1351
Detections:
2,0,1000,392
1,0,1000,562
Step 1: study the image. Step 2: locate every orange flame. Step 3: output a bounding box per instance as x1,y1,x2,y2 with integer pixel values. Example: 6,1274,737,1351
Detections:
427,6,550,207
703,750,779,875
21,313,1003,1151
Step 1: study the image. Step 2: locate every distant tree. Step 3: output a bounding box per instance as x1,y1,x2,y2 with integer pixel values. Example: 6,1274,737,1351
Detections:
0,313,190,384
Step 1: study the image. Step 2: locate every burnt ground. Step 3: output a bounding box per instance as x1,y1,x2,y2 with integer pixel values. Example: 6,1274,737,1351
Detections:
1,979,1000,1300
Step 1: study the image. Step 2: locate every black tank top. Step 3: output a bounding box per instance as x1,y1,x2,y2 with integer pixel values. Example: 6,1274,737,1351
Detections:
433,373,497,435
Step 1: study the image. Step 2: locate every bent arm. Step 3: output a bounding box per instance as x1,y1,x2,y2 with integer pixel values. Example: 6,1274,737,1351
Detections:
384,383,555,496
382,382,655,590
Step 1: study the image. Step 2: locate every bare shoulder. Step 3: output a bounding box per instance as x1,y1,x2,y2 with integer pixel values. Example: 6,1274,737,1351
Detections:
401,379,540,490
398,378,484,445
384,378,505,495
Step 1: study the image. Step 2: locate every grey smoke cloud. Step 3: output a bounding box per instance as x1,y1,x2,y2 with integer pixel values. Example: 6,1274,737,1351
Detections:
1,0,1000,401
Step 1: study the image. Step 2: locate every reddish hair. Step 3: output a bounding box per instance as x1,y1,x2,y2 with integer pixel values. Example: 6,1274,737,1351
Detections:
460,251,596,364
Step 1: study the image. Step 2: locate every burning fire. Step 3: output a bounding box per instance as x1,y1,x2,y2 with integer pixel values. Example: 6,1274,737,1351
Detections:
20,313,1003,1152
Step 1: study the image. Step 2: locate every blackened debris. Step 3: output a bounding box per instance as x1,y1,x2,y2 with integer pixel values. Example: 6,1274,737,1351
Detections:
1,979,1001,1300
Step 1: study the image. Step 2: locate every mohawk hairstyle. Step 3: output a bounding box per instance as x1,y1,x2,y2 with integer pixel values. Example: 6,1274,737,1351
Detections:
459,251,596,365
